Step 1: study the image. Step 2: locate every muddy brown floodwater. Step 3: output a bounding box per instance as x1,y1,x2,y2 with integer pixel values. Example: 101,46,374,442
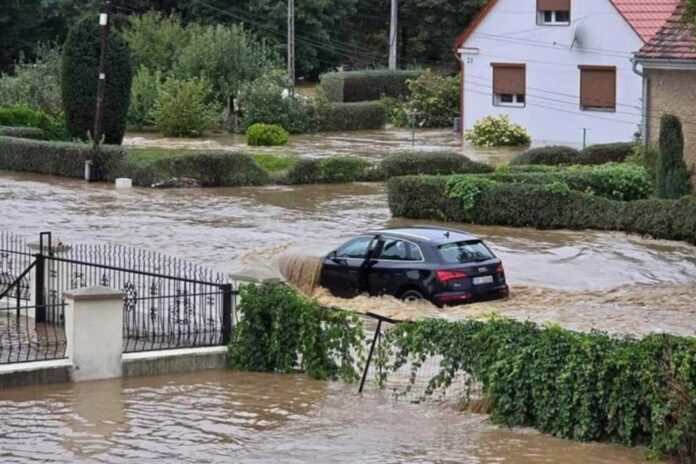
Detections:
0,371,653,463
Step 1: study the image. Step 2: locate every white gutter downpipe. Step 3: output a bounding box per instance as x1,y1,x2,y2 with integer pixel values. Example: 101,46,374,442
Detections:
632,58,650,145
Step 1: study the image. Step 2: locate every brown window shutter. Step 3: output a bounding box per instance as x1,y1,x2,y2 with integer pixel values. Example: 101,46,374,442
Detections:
537,0,570,11
579,66,616,110
492,63,526,95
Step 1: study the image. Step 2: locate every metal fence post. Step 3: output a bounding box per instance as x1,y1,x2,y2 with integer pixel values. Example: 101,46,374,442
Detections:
221,283,233,345
34,252,45,322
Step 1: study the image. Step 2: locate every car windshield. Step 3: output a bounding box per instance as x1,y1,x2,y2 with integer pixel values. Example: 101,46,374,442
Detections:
438,241,494,264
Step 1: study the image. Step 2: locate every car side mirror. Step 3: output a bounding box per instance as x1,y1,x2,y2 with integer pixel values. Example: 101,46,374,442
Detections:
328,250,338,260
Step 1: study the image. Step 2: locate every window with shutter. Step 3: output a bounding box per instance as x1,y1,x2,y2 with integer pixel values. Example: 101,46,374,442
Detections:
579,66,616,111
492,63,526,107
537,0,571,25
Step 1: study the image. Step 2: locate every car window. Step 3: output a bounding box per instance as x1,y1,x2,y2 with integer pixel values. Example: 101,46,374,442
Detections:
336,236,373,259
438,241,494,264
377,238,423,261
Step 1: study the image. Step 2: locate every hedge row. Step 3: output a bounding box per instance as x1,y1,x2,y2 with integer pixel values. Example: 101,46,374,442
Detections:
0,126,46,140
319,70,422,103
0,136,125,178
317,102,386,132
387,175,696,244
513,142,636,166
383,317,696,461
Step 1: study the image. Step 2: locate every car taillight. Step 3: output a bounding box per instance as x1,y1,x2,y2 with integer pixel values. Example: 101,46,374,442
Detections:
496,263,505,274
436,270,469,282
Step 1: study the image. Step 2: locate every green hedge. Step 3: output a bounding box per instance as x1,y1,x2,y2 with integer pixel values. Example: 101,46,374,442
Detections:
0,106,68,140
318,102,386,132
0,126,45,140
246,123,289,146
387,175,696,244
511,145,581,165
580,142,635,165
382,317,696,461
0,136,125,178
319,69,422,103
485,164,652,201
379,151,493,178
287,156,371,184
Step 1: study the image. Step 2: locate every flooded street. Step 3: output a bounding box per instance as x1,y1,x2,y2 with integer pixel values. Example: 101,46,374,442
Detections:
0,371,653,463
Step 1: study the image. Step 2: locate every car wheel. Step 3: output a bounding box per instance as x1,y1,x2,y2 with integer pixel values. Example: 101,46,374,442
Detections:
400,289,425,302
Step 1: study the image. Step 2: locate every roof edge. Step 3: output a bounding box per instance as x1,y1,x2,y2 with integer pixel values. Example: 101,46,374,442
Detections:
452,0,501,53
607,0,648,44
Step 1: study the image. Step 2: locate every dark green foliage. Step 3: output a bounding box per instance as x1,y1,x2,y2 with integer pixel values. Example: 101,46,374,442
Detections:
0,126,46,140
379,151,493,178
287,156,370,184
579,142,635,165
0,136,125,178
0,105,68,140
317,102,386,132
387,175,696,244
227,283,364,381
625,143,659,184
319,70,422,102
397,70,460,128
511,145,581,165
61,15,133,144
656,114,691,199
246,123,289,146
380,318,696,461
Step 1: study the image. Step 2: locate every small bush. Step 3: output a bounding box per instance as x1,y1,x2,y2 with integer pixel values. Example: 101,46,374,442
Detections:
380,151,493,178
511,145,581,166
656,114,691,199
579,142,635,165
397,69,459,128
287,156,370,184
246,123,289,146
153,77,220,137
317,101,386,132
319,69,422,103
0,126,45,140
465,114,531,147
128,66,162,129
625,143,659,183
287,158,321,184
0,105,68,140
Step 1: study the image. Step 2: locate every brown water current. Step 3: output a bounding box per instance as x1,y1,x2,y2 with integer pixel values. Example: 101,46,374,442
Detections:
0,371,654,463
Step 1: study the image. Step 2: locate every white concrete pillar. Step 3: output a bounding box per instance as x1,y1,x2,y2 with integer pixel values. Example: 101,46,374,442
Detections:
64,286,124,382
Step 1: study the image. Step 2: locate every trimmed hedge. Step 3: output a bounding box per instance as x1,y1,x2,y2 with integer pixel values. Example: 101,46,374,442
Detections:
0,136,125,178
0,106,68,140
379,151,493,178
580,142,635,165
0,126,45,140
511,145,581,166
387,175,696,244
246,123,289,146
319,69,422,103
318,102,386,132
287,156,370,184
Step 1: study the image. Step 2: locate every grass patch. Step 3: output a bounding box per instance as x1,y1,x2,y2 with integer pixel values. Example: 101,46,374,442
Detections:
128,149,193,166
249,153,296,172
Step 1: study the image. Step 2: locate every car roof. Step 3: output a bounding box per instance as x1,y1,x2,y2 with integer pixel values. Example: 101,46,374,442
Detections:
366,226,479,244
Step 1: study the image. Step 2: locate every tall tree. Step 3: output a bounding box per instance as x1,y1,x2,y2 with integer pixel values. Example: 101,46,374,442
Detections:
656,114,691,199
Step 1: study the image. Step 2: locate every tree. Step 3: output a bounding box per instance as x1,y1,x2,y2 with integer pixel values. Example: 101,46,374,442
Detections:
123,11,194,73
61,15,133,144
174,24,277,114
656,114,691,198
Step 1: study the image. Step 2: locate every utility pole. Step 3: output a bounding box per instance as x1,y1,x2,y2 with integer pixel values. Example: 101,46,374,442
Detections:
93,0,111,152
388,0,398,70
287,0,295,96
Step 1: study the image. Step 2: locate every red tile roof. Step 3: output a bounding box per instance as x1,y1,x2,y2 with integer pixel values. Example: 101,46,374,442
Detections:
610,0,681,43
635,1,696,60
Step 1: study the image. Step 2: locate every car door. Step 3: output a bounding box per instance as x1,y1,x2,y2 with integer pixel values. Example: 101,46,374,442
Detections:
367,238,423,297
321,235,377,298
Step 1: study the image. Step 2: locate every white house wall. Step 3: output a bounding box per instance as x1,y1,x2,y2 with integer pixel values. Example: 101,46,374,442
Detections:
459,0,644,145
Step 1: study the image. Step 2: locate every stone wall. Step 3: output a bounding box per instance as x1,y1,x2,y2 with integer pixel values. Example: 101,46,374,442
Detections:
646,68,696,185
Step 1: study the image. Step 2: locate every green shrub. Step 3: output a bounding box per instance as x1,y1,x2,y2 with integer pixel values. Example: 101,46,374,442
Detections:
153,77,220,137
319,69,422,103
380,317,696,461
61,15,133,144
397,69,459,128
128,66,162,129
227,283,364,381
656,114,691,199
579,142,635,165
465,114,531,147
238,72,313,134
625,143,659,183
287,156,370,184
246,123,289,146
123,11,192,73
317,101,386,132
0,136,125,178
0,105,68,140
287,158,321,184
511,145,581,166
0,126,45,140
386,175,696,244
379,151,493,178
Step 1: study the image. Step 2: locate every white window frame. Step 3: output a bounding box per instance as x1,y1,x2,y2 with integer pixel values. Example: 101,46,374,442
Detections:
493,93,526,108
538,10,571,26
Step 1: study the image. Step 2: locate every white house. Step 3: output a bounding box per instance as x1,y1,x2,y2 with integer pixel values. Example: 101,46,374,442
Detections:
454,0,678,145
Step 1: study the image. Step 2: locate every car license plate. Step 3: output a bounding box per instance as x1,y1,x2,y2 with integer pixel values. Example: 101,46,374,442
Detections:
473,275,494,285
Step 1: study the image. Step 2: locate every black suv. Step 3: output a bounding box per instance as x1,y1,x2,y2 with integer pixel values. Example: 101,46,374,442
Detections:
320,226,509,306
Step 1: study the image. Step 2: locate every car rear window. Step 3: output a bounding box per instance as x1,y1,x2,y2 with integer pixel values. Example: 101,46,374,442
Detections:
438,241,494,264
